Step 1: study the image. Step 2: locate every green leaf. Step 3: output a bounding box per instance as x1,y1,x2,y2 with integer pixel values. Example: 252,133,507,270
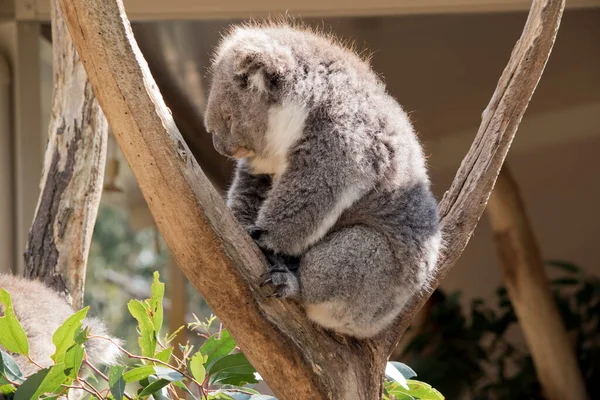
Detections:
51,307,89,363
127,300,157,357
0,349,25,384
14,364,68,400
138,378,170,397
189,353,206,383
123,365,156,383
200,329,236,371
0,289,29,356
387,362,417,380
63,344,84,379
210,372,258,386
155,348,173,364
208,352,256,376
150,272,165,335
172,381,200,400
109,366,126,400
406,380,445,400
385,362,410,390
154,366,183,382
0,383,16,395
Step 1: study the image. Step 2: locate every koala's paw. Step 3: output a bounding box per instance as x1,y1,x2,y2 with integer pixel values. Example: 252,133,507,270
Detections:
260,265,300,299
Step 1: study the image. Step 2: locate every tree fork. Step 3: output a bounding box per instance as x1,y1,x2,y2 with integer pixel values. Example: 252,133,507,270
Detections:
24,0,108,309
57,0,565,398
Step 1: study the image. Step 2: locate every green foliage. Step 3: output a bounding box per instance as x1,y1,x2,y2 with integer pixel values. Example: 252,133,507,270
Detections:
384,362,444,400
0,290,30,357
399,261,600,399
0,270,445,399
0,350,24,385
0,273,277,399
51,307,89,364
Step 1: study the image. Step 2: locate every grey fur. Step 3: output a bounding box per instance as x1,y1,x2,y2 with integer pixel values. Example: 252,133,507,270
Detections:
205,23,441,338
0,274,122,399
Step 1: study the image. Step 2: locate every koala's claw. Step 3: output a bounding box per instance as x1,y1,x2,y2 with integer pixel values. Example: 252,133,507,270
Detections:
260,277,272,287
261,267,300,299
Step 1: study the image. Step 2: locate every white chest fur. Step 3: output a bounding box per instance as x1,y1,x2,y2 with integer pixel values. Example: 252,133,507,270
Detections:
249,100,307,180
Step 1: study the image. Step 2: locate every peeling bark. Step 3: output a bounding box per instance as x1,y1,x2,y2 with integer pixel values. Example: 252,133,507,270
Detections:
57,0,565,398
24,0,108,309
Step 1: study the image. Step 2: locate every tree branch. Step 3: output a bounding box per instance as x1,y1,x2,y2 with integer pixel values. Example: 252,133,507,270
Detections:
24,0,108,309
57,0,565,398
486,166,588,400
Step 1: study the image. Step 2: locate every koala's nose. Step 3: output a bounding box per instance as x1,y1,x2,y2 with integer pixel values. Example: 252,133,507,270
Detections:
212,133,229,157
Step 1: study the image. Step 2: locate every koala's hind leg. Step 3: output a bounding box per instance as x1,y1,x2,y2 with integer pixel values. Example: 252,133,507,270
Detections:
299,225,407,339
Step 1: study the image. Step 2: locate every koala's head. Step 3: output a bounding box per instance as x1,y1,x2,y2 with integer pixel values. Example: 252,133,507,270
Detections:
204,27,297,160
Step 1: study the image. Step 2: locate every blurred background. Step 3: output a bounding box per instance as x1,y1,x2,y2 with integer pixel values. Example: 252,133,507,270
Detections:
0,1,599,398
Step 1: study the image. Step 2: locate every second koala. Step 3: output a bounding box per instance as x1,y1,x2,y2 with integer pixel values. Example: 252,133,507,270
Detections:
205,23,441,338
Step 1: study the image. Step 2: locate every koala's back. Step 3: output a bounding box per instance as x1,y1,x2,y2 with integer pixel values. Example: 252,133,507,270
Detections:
0,274,121,377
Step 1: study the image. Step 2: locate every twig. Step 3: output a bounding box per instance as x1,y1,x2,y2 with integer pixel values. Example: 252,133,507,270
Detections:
83,357,134,400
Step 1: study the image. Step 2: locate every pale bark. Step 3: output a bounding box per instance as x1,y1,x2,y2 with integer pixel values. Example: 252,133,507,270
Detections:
487,166,588,400
57,0,565,398
23,0,108,309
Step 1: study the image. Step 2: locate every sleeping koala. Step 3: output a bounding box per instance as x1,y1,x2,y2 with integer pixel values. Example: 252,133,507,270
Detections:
0,274,121,398
204,23,442,338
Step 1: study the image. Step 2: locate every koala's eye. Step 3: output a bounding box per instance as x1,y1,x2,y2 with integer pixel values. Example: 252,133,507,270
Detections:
267,73,280,91
236,74,249,89
224,113,232,127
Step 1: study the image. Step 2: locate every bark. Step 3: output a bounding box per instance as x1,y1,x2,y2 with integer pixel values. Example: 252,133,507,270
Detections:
57,0,565,398
23,0,108,309
486,166,588,400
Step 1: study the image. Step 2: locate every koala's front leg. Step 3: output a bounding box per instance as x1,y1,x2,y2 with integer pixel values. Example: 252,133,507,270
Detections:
250,227,301,298
252,145,367,257
226,160,272,231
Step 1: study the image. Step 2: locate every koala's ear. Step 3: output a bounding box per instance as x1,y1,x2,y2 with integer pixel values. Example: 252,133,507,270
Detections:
233,44,294,94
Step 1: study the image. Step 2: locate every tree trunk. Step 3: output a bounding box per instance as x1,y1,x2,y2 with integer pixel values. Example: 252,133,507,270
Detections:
23,0,108,309
486,166,588,400
56,0,565,398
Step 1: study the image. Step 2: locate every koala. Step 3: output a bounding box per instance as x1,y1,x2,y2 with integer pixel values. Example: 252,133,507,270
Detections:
0,274,122,399
204,22,442,339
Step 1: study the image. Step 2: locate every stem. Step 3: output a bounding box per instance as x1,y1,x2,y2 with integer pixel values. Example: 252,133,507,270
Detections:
89,335,205,390
77,378,104,399
83,357,134,400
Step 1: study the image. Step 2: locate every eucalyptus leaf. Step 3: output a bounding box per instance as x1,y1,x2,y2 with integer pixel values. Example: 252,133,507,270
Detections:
150,272,165,335
173,380,200,400
0,349,24,384
155,348,173,364
0,290,29,356
385,362,410,390
0,383,16,395
137,377,170,397
201,329,236,371
406,380,445,399
127,300,157,357
189,353,206,383
154,366,183,382
123,365,156,383
209,353,256,376
109,365,126,400
51,307,89,363
14,364,68,400
63,343,84,379
387,362,417,380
